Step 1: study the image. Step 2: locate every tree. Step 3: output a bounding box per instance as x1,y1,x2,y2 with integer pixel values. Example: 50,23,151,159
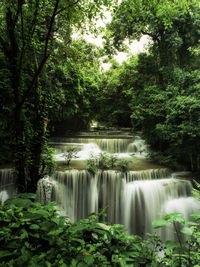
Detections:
47,39,103,134
101,0,200,170
0,0,116,192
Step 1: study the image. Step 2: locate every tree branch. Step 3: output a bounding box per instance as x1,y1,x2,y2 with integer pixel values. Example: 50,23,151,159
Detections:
19,2,25,77
13,0,23,26
55,0,81,15
20,0,60,107
141,30,159,42
29,0,40,36
44,0,60,56
19,55,49,108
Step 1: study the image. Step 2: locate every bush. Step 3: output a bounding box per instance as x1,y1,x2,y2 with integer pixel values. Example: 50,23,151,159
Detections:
0,194,151,267
1,194,200,266
115,158,132,172
63,148,79,167
87,153,132,173
152,212,200,266
87,155,98,175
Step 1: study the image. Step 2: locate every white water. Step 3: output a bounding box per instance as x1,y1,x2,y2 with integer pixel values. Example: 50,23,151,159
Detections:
1,132,200,240
0,169,16,204
127,135,149,157
50,138,133,153
52,135,149,161
40,168,199,240
44,133,200,240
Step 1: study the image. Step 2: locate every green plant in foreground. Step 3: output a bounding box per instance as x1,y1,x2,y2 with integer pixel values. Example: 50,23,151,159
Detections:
1,194,200,266
152,212,200,267
0,194,153,267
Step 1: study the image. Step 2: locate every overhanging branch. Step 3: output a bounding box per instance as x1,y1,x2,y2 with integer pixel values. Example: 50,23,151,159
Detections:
20,0,60,107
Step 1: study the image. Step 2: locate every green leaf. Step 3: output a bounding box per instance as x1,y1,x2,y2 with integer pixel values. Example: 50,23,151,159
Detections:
152,219,171,228
77,262,88,267
20,229,29,239
16,193,36,199
190,213,200,220
180,227,193,236
0,250,13,258
33,209,49,217
165,240,180,249
96,222,110,231
45,261,52,267
70,238,85,244
30,224,40,230
165,213,185,224
4,198,32,208
84,255,94,265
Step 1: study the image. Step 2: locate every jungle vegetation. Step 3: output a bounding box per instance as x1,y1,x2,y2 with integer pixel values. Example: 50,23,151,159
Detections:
0,0,200,188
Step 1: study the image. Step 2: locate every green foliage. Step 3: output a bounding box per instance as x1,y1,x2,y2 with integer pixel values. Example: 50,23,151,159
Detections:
0,194,152,267
0,0,117,192
115,158,132,173
100,0,200,171
87,153,132,174
1,194,200,266
152,212,200,266
48,39,103,134
98,153,113,170
41,147,56,176
96,59,134,127
0,194,67,267
87,155,98,175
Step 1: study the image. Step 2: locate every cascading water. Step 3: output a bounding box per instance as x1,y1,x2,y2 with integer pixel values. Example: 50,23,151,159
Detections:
37,131,200,240
41,168,197,240
1,130,198,240
0,169,16,204
50,137,133,154
1,129,198,242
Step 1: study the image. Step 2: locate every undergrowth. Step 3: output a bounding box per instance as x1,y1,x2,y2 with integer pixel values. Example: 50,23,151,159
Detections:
0,194,200,266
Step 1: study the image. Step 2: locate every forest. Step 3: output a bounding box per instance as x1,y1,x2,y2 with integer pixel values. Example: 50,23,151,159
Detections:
1,0,200,266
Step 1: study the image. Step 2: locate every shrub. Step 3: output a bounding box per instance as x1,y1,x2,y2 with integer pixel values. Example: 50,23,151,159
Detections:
87,155,98,175
63,148,79,166
115,158,132,172
0,194,152,267
87,153,132,173
98,152,112,170
1,194,200,266
152,212,200,266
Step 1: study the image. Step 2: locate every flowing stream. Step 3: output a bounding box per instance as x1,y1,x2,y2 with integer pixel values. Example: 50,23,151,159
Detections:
1,130,200,240
44,130,200,239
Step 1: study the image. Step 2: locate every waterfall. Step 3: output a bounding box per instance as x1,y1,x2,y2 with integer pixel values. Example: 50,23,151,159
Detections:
123,178,192,235
50,138,133,153
160,197,200,241
38,133,200,240
127,135,149,157
50,170,99,221
41,168,197,239
0,169,16,204
125,168,171,182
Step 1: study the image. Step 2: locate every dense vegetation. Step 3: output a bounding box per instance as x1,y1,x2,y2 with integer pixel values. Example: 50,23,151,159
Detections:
99,0,200,171
0,194,200,267
0,0,116,192
1,1,200,265
1,0,200,191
